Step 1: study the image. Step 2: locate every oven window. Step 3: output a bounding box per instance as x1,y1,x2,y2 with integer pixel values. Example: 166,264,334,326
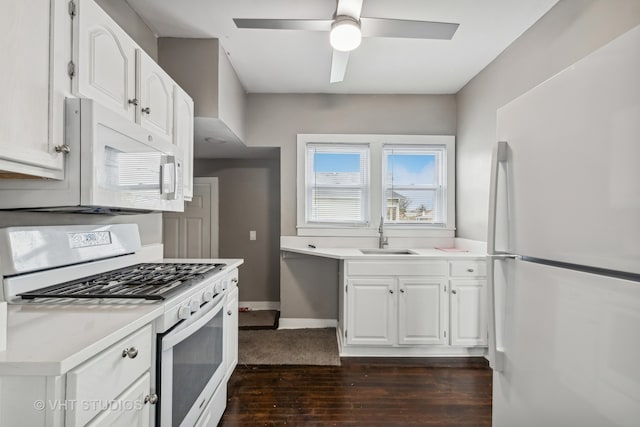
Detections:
171,309,223,426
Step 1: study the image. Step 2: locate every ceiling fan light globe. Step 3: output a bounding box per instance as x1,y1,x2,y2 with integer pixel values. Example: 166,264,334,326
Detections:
330,18,361,52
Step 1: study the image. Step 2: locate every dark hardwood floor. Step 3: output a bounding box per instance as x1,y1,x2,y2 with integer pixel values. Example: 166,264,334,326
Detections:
220,358,492,426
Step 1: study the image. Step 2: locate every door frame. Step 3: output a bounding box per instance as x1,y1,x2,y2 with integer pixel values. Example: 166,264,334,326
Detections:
194,177,219,258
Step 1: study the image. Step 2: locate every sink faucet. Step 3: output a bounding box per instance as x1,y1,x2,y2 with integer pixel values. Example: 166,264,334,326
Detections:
378,216,389,249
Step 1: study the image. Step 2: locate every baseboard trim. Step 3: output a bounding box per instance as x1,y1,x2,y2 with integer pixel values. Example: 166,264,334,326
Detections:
238,301,281,311
278,318,338,329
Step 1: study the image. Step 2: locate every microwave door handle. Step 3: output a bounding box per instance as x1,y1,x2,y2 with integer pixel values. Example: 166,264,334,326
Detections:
160,155,178,200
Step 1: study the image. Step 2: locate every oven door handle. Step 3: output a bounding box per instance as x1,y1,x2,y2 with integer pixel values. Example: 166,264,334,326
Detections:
162,296,224,351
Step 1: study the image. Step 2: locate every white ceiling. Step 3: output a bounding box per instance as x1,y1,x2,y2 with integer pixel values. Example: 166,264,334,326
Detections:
127,0,559,94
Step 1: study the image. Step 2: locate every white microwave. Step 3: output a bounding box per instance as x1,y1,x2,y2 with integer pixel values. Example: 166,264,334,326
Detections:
0,98,184,213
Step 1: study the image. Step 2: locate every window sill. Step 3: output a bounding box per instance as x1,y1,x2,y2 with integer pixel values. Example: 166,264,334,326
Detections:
297,226,456,238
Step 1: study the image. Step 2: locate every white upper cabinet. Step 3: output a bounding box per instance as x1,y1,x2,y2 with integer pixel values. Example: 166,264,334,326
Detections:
75,0,136,121
0,0,68,179
172,85,194,200
138,52,173,139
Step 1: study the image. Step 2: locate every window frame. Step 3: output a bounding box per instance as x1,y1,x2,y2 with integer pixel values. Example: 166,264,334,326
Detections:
297,134,455,237
382,145,447,226
305,143,370,225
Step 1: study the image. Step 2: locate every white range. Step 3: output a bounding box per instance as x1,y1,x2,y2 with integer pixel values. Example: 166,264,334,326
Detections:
0,224,243,427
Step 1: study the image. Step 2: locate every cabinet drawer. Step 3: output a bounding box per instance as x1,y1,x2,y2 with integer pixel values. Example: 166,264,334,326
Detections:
66,325,153,427
449,260,486,277
347,261,447,276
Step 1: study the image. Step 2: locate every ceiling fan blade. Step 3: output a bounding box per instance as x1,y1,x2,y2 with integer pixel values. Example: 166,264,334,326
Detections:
330,50,350,83
360,17,459,40
233,18,332,31
336,0,364,19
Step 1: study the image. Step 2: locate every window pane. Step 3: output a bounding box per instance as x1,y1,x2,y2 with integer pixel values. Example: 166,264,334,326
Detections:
385,189,437,223
386,154,436,186
306,144,368,224
384,146,445,224
311,188,363,222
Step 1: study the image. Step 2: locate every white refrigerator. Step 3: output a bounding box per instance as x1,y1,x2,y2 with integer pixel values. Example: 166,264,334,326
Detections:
488,24,640,426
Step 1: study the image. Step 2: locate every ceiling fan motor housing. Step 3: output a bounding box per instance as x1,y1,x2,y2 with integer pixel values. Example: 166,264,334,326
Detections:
330,15,362,52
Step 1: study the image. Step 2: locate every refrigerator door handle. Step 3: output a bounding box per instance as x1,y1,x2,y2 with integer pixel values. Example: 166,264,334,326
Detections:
487,141,509,255
487,254,517,372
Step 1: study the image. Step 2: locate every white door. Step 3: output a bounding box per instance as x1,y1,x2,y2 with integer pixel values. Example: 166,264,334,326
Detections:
397,278,447,345
0,0,65,179
163,178,218,259
224,285,239,380
173,85,194,201
138,51,173,140
450,279,487,346
75,0,136,121
346,278,395,346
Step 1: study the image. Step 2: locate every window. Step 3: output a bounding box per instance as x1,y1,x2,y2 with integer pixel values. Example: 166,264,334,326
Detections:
297,134,455,236
383,146,445,225
305,144,369,224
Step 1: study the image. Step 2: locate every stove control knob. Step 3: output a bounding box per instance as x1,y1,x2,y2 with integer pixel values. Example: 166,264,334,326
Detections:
178,305,191,320
189,299,201,312
202,290,214,302
214,281,223,294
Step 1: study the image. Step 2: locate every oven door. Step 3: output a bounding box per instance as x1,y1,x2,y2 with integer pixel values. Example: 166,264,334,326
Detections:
158,294,225,427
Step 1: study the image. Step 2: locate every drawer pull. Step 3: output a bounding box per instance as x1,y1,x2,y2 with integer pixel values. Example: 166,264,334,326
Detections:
227,310,232,316
122,347,138,359
144,394,158,405
452,289,457,295
467,268,475,273
141,107,151,114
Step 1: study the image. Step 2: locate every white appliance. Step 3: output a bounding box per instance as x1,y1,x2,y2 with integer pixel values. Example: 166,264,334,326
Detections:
0,98,184,213
487,25,640,426
0,224,234,426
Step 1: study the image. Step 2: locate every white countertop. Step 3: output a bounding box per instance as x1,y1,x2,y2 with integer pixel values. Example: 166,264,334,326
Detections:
0,257,244,377
0,303,163,376
280,245,486,260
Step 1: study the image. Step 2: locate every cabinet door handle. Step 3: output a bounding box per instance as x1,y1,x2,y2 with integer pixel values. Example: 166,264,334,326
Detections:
128,98,139,106
467,268,475,273
389,289,394,294
144,394,158,405
451,290,457,295
232,278,238,283
122,347,138,359
400,289,405,293
141,107,151,114
227,310,232,316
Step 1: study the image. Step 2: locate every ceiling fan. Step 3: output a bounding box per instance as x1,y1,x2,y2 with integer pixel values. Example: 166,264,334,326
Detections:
233,0,459,83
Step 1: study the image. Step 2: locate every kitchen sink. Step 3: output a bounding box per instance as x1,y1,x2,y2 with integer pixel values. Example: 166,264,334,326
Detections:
360,249,417,255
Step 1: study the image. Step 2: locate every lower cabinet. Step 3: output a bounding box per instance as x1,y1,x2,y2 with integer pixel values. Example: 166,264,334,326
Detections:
87,372,151,427
340,259,486,356
450,279,487,346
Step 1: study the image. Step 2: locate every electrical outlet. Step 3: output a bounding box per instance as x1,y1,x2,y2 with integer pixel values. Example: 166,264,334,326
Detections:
249,230,257,240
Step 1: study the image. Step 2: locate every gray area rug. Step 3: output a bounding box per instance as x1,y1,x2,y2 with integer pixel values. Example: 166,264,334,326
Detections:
239,310,280,330
238,328,341,366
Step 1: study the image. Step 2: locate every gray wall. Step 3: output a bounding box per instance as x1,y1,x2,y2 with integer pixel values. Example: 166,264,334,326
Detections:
194,158,280,303
0,0,163,245
95,0,158,60
245,94,457,319
456,0,640,241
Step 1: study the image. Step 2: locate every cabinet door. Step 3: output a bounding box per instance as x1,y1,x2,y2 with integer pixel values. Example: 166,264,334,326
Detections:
0,0,66,179
138,51,173,139
86,372,151,427
398,278,448,345
450,279,487,346
173,85,194,200
346,278,395,346
75,0,136,121
224,285,239,380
